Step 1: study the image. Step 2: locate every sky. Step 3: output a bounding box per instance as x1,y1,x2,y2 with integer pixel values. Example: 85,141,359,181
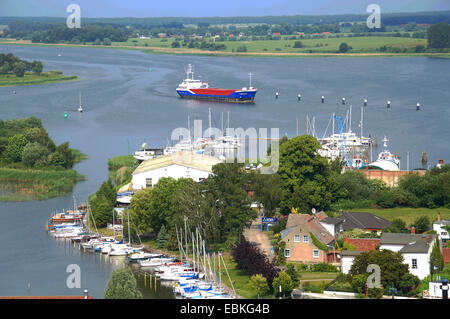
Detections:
0,0,449,18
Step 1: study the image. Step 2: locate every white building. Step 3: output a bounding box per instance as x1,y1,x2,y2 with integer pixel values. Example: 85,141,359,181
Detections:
341,250,363,274
433,214,450,243
131,151,222,190
379,232,437,280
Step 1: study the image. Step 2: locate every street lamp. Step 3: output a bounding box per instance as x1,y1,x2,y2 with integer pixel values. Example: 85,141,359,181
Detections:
388,282,397,299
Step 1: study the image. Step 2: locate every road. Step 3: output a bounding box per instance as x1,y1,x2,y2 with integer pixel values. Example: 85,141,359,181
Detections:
243,217,274,262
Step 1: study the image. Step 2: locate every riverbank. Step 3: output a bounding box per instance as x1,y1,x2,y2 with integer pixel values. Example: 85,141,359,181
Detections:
0,149,87,202
0,167,85,201
1,38,449,58
0,70,79,87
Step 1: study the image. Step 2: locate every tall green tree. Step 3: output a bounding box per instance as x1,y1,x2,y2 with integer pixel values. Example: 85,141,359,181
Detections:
251,171,282,216
130,187,153,234
349,249,409,289
206,162,256,238
278,135,333,214
103,268,143,299
430,238,444,274
427,22,450,49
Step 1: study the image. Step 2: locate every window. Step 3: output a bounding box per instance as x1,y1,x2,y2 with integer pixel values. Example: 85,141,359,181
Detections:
145,178,153,188
294,235,300,243
313,249,319,258
303,235,309,243
412,259,417,269
284,249,290,258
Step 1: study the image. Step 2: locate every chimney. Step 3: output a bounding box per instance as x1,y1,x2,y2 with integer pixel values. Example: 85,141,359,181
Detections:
411,227,415,234
426,235,432,244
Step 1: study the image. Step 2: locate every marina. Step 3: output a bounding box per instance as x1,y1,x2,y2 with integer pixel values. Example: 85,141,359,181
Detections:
0,45,449,298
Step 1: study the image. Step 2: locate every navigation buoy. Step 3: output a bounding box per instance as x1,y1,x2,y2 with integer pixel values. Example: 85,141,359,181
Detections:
321,96,325,103
298,94,301,101
416,102,420,111
12,90,16,94
342,97,346,105
275,92,279,99
64,112,68,118
364,98,368,106
387,100,391,108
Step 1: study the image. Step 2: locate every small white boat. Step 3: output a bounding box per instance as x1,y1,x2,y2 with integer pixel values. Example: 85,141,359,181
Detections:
138,257,175,268
128,252,162,262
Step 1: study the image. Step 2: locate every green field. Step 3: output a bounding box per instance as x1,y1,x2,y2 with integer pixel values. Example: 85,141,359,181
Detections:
115,35,428,54
0,70,79,87
347,207,450,226
1,35,444,58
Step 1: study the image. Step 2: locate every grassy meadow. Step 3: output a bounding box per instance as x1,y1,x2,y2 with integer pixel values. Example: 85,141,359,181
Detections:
0,167,85,201
117,35,428,54
0,70,79,87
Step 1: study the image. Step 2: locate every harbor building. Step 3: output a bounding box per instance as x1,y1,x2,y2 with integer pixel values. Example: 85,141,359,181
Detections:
131,151,222,190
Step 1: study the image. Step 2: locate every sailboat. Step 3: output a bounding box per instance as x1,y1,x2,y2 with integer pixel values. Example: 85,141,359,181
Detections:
77,91,83,113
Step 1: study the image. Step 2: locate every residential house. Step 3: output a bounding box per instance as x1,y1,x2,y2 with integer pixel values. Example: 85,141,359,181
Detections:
131,151,222,190
338,211,392,235
340,238,380,274
318,214,344,238
379,232,437,279
433,213,450,243
281,214,334,264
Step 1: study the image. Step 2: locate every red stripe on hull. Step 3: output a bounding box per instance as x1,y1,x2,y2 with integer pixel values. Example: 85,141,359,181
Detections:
191,88,237,96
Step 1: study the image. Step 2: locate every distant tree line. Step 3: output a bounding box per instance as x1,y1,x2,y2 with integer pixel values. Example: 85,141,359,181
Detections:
0,53,43,77
2,21,129,43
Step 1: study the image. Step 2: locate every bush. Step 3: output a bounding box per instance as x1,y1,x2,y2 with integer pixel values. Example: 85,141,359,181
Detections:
310,263,338,272
368,287,383,299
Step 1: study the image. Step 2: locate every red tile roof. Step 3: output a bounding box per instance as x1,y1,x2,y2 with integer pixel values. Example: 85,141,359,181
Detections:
443,248,450,264
343,237,380,251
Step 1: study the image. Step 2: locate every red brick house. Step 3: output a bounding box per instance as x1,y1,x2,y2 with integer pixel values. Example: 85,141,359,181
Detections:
281,213,334,264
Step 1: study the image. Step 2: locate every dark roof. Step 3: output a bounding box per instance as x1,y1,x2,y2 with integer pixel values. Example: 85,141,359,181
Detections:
322,216,343,225
380,233,436,253
338,212,392,231
340,250,364,257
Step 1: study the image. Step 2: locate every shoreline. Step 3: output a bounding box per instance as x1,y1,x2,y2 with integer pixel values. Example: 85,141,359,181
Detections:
1,39,449,59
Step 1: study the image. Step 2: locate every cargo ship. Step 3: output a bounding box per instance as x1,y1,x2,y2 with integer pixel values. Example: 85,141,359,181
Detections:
176,64,257,103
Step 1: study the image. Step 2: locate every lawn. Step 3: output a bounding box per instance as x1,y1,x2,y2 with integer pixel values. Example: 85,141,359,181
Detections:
298,272,340,281
347,207,450,226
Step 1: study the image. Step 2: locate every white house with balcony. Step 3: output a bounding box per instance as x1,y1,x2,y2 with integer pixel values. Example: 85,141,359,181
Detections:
131,151,222,190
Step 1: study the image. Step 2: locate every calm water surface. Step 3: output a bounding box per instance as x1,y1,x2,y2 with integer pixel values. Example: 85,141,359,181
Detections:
0,45,449,298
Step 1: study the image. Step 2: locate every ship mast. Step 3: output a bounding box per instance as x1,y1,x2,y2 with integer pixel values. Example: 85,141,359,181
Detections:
248,72,252,88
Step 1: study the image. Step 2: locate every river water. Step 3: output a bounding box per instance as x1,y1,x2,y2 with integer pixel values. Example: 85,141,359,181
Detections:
0,45,449,298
